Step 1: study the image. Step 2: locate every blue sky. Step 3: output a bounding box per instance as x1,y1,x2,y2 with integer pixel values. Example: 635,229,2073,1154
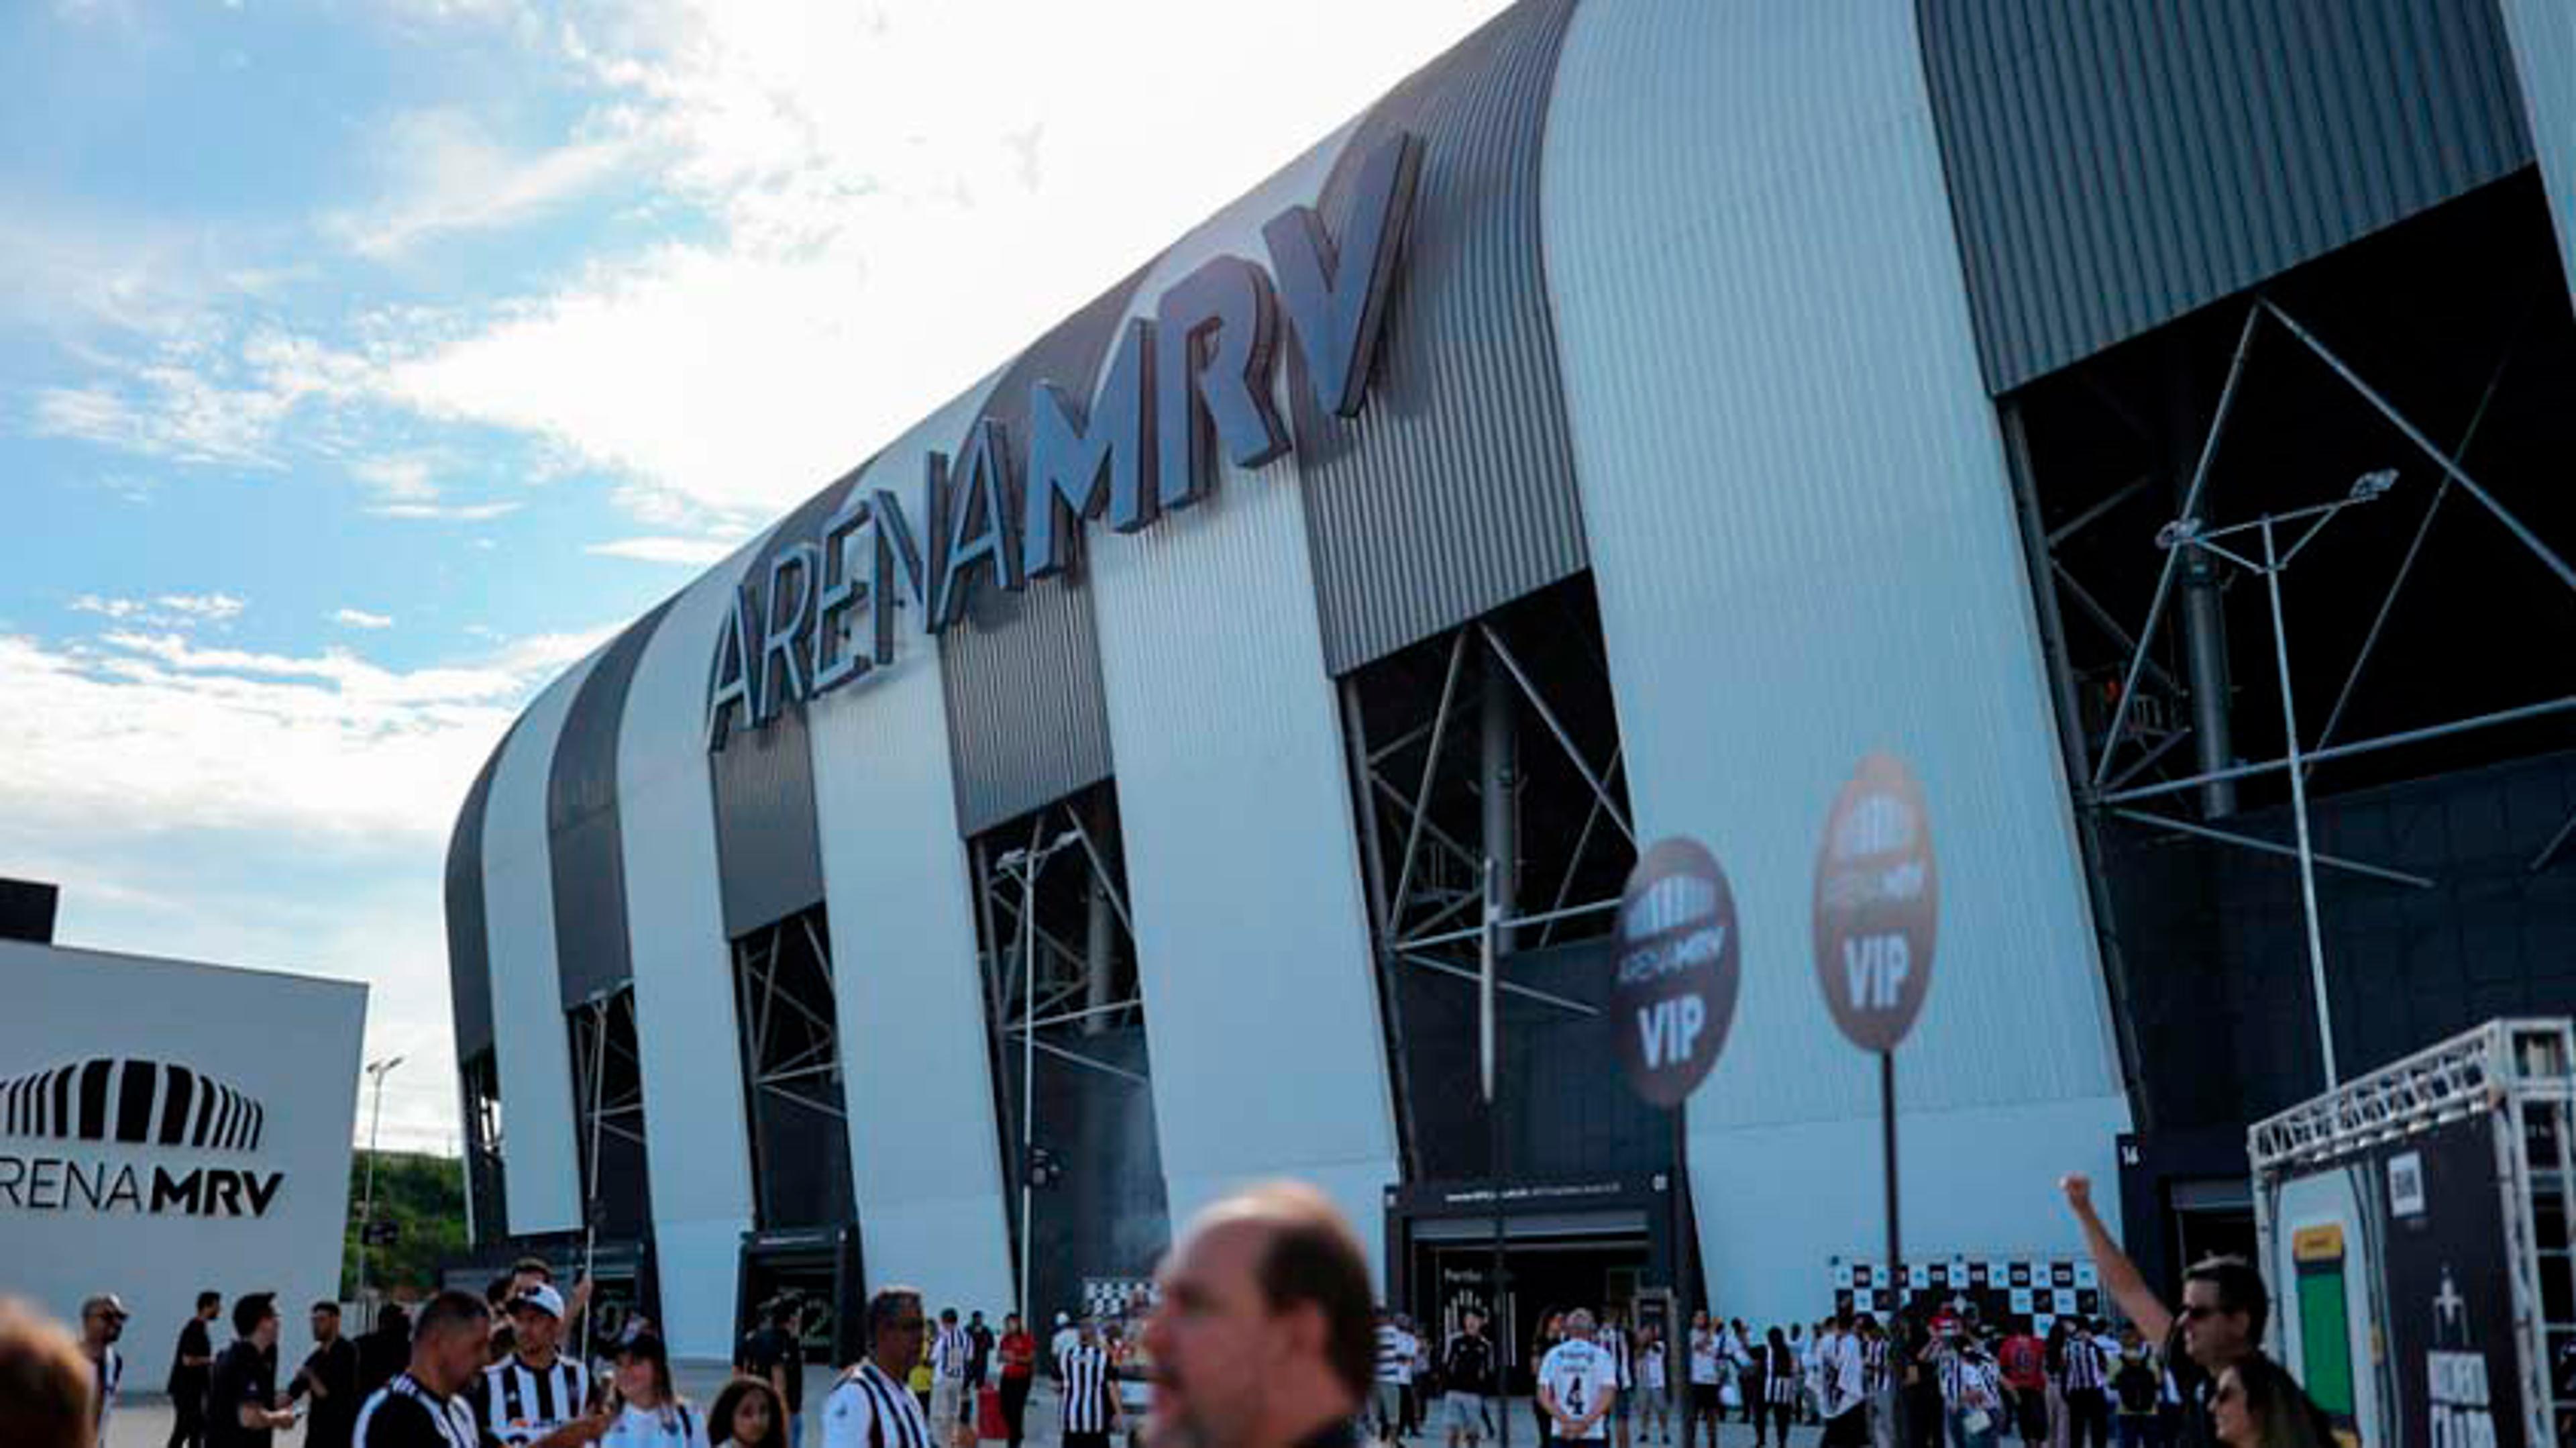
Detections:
2,0,1507,1149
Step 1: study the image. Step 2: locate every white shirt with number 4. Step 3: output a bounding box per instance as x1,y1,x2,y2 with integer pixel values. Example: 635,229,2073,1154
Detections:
1538,1340,1619,1441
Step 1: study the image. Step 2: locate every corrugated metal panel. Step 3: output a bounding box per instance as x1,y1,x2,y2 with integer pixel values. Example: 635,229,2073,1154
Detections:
617,533,771,1361
1542,0,2131,1329
2500,0,2576,303
548,598,676,1008
1921,0,2534,392
480,652,603,1234
1295,0,1589,674
811,368,1017,1314
711,476,865,935
938,270,1149,836
1082,116,1402,1278
443,725,512,1061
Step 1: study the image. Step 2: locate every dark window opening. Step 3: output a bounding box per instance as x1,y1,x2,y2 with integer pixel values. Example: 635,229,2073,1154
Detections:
567,986,653,1241
732,904,857,1231
462,1049,507,1245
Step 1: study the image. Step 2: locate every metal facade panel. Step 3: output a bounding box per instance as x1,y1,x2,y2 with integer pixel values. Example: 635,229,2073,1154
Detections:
443,729,511,1062
1922,0,2534,392
810,368,1018,1316
1543,0,2131,1327
2500,0,2576,303
548,599,675,1009
1083,116,1401,1278
480,651,603,1235
938,271,1148,837
617,533,772,1361
1296,0,1589,675
711,479,859,935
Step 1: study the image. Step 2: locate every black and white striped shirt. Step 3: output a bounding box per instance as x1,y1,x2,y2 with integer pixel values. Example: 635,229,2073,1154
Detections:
932,1327,973,1382
356,1372,480,1448
474,1353,590,1446
1862,1338,1890,1396
2062,1335,2108,1394
822,1359,936,1448
1060,1345,1114,1433
1937,1353,2002,1410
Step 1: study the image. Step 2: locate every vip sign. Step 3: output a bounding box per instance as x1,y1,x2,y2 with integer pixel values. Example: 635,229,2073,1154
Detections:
0,1057,286,1219
1813,753,1939,1054
707,132,1426,749
1613,837,1740,1107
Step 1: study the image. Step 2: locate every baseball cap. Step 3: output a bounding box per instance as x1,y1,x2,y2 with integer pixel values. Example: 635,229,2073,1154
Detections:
82,1294,129,1320
509,1284,566,1320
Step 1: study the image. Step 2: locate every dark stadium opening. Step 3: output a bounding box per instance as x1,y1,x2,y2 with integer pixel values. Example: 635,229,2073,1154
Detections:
566,984,652,1241
2003,169,2576,1135
731,903,857,1231
460,1047,507,1245
1337,575,1662,1188
966,780,1169,1325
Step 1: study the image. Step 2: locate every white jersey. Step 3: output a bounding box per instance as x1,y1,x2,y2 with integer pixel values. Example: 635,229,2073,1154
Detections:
601,1400,699,1448
1051,1327,1081,1372
1640,1343,1668,1392
1688,1332,1721,1386
1818,1334,1866,1421
823,1360,937,1448
1538,1339,1619,1441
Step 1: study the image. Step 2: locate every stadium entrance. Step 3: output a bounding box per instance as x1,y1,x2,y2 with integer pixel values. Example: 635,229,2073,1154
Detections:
1385,1174,1688,1390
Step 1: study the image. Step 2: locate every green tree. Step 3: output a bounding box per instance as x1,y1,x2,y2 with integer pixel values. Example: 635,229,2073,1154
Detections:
341,1151,470,1301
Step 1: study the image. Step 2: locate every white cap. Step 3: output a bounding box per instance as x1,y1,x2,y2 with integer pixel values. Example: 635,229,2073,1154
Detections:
1055,1312,1070,1327
510,1284,567,1320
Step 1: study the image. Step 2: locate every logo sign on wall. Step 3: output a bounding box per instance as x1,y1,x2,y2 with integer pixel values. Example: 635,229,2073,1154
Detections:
1614,837,1740,1107
1,1057,286,1219
1813,752,1939,1054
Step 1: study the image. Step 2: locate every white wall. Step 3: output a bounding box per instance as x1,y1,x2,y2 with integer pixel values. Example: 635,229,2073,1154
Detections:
621,536,775,1361
1541,0,2130,1326
1083,117,1403,1278
481,656,601,1235
2500,0,2576,308
0,942,365,1377
810,369,1020,1318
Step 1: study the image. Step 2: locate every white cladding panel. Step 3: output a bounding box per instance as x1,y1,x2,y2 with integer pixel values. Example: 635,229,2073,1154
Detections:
482,654,600,1235
1083,118,1400,1276
812,370,1016,1316
0,943,364,1376
2501,0,2576,307
1541,0,2129,1323
621,535,773,1361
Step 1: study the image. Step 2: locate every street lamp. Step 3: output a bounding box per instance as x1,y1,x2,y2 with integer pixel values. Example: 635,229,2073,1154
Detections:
355,1054,406,1313
2156,468,2398,1088
998,830,1082,1323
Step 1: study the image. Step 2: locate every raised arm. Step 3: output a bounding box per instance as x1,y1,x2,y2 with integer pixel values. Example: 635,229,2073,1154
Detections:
2059,1174,2171,1343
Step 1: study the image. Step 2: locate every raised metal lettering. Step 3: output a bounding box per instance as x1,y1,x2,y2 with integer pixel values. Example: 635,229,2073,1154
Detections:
1155,254,1288,511
1264,131,1422,419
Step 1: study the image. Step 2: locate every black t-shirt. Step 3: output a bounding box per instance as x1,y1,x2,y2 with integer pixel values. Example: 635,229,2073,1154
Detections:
208,1340,279,1448
301,1337,365,1448
969,1325,995,1381
1442,1333,1496,1395
358,1329,410,1398
173,1318,215,1402
739,1327,803,1412
356,1373,481,1448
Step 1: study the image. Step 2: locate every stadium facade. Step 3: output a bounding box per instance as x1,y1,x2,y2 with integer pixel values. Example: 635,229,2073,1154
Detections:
446,0,2576,1363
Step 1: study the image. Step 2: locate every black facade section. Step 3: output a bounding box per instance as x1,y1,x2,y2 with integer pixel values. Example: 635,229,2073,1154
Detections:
713,473,867,936
1919,0,2534,393
1293,0,1589,676
938,269,1150,837
550,600,677,1009
2110,750,2576,1134
0,878,58,943
1007,1025,1169,1325
445,727,513,1062
1397,937,1676,1184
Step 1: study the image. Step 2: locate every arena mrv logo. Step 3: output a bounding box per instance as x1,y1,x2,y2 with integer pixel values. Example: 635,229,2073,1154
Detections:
1,1056,286,1219
707,132,1426,749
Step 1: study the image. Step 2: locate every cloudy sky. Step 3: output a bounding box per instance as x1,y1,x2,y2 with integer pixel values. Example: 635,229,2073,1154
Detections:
3,0,1508,1153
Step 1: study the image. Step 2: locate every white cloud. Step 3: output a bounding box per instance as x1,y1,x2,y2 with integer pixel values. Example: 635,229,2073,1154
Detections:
352,455,438,501
68,592,248,629
366,499,525,521
585,534,737,566
333,607,396,629
333,107,639,260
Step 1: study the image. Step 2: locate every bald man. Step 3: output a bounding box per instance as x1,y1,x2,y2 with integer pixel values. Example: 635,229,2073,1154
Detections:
1142,1182,1377,1448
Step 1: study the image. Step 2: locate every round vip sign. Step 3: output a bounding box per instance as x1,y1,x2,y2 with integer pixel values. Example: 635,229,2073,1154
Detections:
1614,837,1741,1107
1813,752,1939,1053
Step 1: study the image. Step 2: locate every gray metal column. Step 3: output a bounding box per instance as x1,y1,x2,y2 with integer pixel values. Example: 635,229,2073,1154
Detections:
2172,347,2237,817
1481,652,1519,954
1084,878,1116,1039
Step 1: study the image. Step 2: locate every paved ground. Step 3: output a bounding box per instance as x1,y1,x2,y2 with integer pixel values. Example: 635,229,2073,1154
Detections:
107,1374,1793,1448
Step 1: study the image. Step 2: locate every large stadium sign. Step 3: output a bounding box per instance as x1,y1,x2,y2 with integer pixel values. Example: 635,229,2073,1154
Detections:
708,133,1426,750
1,1057,288,1219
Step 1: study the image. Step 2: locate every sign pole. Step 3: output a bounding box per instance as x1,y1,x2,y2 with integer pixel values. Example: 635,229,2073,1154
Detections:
1882,1049,1904,1448
1483,858,1509,1448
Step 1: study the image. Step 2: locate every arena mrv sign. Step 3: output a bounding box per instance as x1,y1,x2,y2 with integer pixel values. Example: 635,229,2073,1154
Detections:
1,1056,288,1219
707,132,1425,749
